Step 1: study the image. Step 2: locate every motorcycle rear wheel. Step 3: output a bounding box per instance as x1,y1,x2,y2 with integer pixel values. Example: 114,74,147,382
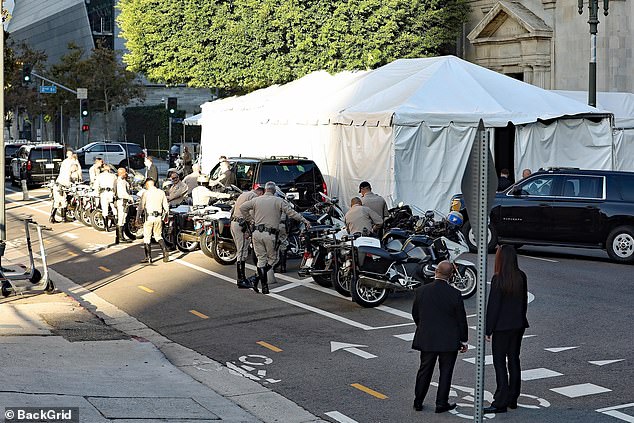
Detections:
78,207,92,227
212,239,237,265
200,233,214,259
312,274,332,288
452,265,477,299
332,263,352,297
350,276,389,308
176,230,199,253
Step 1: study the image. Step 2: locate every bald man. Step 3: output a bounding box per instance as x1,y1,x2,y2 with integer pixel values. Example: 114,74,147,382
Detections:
411,261,468,413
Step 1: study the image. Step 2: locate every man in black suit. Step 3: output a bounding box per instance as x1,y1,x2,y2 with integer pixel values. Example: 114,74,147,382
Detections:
412,261,469,413
144,156,159,184
497,168,513,191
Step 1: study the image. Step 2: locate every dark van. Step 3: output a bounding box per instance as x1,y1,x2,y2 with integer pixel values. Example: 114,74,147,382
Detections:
10,144,65,186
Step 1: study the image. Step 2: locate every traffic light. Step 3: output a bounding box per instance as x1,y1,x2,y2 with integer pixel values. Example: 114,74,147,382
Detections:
80,99,89,117
81,124,90,132
22,63,33,85
167,97,177,115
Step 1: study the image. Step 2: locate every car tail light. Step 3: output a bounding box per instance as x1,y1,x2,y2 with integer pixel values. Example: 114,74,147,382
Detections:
322,182,327,196
278,160,298,165
137,152,145,158
26,160,32,171
303,251,312,259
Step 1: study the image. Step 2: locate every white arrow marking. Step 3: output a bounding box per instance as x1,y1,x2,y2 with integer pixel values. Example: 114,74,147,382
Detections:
545,346,579,353
330,342,377,359
589,359,624,366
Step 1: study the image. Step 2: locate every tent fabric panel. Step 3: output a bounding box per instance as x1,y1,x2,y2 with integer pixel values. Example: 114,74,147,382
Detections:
553,91,634,129
514,118,613,180
393,123,477,212
614,129,634,171
328,125,395,210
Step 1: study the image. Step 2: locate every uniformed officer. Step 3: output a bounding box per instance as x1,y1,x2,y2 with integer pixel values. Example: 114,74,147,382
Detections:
166,172,188,206
359,181,389,221
114,167,133,244
230,186,264,289
95,166,118,231
58,150,75,182
138,178,170,264
240,181,310,294
50,154,76,223
183,163,201,194
345,197,383,235
89,157,104,186
70,154,83,183
209,157,233,189
191,175,215,206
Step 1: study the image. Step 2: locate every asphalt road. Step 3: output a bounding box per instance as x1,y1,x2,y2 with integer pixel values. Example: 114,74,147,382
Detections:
4,185,633,423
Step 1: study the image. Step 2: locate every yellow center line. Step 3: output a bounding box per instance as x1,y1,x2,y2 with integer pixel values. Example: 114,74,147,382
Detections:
189,310,209,319
138,285,154,293
98,266,111,272
257,341,283,352
67,251,78,257
43,239,52,244
351,383,388,399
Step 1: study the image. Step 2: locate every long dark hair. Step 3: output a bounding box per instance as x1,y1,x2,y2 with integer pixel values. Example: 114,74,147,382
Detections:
494,245,523,297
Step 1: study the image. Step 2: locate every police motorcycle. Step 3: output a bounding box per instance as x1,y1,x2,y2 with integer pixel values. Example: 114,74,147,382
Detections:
199,200,236,264
342,210,477,308
297,193,346,287
77,184,100,227
122,171,147,240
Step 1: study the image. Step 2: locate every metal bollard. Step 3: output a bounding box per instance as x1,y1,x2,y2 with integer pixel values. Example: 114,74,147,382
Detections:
21,180,29,201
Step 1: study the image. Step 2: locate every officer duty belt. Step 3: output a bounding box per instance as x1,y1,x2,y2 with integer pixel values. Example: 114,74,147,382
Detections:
256,225,278,235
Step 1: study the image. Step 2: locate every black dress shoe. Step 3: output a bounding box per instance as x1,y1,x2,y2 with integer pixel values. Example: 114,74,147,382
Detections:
483,406,507,413
435,403,457,413
509,402,518,409
413,403,423,411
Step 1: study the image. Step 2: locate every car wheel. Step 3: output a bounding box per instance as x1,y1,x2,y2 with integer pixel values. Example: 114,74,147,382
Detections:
463,220,497,253
606,226,634,263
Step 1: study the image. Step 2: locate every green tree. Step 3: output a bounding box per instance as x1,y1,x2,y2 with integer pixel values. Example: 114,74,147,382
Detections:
117,0,469,93
49,43,145,139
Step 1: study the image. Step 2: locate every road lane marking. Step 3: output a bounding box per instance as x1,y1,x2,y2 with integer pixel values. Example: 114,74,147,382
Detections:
98,266,111,272
544,346,578,353
189,309,209,319
324,411,359,423
519,254,558,263
331,342,377,359
62,233,79,240
138,285,154,293
394,333,415,341
67,251,78,257
551,383,612,398
463,355,493,365
257,341,283,352
521,368,563,381
350,383,388,399
589,359,624,366
596,403,634,423
376,305,413,320
176,259,374,330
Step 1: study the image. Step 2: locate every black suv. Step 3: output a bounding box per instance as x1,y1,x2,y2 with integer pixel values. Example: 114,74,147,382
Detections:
209,156,327,211
10,144,65,186
451,168,634,263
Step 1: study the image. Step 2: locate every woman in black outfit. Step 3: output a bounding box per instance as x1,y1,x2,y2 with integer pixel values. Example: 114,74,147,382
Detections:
484,245,529,414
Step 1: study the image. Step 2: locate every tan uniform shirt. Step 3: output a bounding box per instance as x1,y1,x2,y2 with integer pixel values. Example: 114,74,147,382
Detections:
89,164,101,185
240,192,307,228
166,180,188,206
95,172,117,192
183,171,200,193
140,186,169,220
115,178,132,200
345,204,382,234
361,192,389,221
192,185,214,206
232,190,258,219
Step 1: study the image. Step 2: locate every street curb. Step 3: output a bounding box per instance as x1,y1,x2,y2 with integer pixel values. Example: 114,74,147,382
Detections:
48,268,327,423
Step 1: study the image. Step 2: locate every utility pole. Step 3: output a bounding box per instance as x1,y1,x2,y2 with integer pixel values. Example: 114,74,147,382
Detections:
1,3,6,242
579,0,609,107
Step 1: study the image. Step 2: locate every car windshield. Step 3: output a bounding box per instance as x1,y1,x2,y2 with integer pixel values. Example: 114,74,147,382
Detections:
123,144,143,154
6,145,21,157
259,162,319,185
29,148,64,161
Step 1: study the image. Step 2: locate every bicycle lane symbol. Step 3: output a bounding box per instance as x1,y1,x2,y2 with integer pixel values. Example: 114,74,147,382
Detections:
226,354,281,384
431,383,550,419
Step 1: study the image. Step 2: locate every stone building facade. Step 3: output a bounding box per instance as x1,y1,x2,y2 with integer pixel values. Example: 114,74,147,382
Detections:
463,0,633,93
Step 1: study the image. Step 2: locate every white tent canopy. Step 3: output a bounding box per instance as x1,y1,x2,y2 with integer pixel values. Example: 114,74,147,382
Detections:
183,113,203,126
200,56,612,211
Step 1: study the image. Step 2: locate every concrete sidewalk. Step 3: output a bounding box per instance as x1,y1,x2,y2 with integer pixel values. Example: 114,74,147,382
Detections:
0,270,325,423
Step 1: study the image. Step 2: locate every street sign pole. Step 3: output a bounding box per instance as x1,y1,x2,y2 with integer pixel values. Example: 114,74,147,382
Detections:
1,8,5,242
460,120,498,423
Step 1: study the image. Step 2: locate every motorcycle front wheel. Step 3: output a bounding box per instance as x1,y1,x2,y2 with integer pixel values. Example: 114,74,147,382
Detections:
78,207,92,227
91,210,106,231
350,276,389,308
452,264,477,299
212,239,237,265
124,217,144,240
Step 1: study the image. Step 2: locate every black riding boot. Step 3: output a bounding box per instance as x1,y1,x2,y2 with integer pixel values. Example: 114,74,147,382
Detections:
49,208,57,224
141,244,152,264
115,227,120,245
258,266,270,295
61,208,68,223
237,261,251,289
117,226,131,244
158,239,169,262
